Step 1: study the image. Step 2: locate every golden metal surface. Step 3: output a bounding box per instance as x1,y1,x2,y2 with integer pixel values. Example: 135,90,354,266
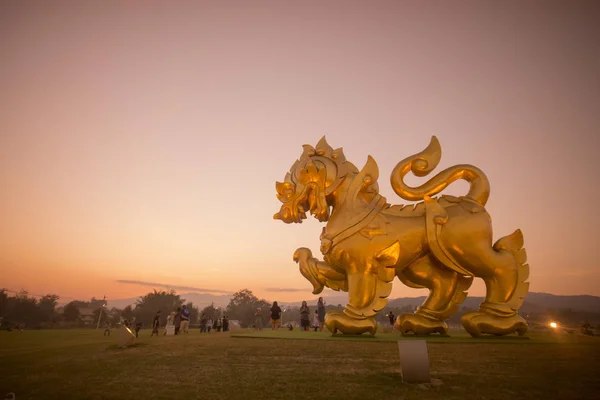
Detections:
275,137,529,337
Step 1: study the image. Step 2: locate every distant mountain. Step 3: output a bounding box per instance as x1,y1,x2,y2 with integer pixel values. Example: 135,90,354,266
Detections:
103,291,600,313
387,292,600,313
179,293,231,309
520,292,600,313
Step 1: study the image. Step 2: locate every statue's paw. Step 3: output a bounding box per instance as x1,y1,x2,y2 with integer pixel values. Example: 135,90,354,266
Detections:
293,247,313,263
461,311,528,337
325,311,377,335
395,313,448,336
293,248,325,294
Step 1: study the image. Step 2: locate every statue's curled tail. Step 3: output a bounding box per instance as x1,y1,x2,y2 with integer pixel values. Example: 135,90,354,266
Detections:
390,136,490,206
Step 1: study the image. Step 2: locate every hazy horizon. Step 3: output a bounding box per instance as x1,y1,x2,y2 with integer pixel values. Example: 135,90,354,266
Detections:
1,1,599,302
20,286,597,308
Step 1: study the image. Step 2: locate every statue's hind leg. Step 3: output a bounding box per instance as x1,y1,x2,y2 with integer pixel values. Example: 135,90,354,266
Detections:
458,230,530,337
395,255,473,335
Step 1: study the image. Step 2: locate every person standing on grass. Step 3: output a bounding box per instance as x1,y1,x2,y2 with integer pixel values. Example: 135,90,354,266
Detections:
174,307,182,335
388,311,395,327
270,301,282,330
223,316,229,332
206,317,213,333
104,321,111,336
200,314,207,333
255,307,263,330
300,301,310,331
313,310,319,332
151,310,161,336
317,297,326,332
180,305,190,334
164,311,174,335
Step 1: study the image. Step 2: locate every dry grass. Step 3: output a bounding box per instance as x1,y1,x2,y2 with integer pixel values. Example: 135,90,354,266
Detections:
0,329,599,400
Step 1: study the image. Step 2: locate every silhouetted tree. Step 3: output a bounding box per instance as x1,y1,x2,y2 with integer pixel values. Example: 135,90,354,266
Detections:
0,289,9,317
121,305,134,321
5,291,39,327
63,302,80,322
225,289,270,328
133,290,183,325
200,303,221,320
108,307,122,323
38,294,60,323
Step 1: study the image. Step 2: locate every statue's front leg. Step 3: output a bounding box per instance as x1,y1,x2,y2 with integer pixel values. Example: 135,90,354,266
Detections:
295,248,376,335
295,243,400,336
293,248,347,294
323,271,382,336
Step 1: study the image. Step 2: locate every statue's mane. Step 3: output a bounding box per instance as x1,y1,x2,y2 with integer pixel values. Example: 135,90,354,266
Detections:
286,137,359,187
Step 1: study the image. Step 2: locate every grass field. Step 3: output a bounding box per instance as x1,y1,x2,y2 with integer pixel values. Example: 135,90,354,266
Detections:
1,328,599,400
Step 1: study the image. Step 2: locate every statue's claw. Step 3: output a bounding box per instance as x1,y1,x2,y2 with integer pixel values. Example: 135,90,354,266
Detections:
461,311,528,337
294,248,325,294
325,311,377,335
395,313,448,336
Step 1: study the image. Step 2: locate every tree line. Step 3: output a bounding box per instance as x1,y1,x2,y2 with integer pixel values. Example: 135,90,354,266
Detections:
1,287,326,330
5,288,595,331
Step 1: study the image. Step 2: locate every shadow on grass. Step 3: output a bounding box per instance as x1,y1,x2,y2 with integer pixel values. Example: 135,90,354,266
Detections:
105,342,149,351
230,329,592,344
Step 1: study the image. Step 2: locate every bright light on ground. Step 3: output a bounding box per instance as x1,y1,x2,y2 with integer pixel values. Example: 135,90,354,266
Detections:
550,322,558,328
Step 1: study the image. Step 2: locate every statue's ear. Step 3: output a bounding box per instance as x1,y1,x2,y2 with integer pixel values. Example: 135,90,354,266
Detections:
356,155,379,186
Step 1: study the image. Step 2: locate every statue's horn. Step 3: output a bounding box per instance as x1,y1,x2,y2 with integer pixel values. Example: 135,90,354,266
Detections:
273,212,282,220
275,181,286,195
315,136,333,157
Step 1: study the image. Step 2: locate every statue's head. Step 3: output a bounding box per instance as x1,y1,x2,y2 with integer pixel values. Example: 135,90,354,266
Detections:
273,137,357,224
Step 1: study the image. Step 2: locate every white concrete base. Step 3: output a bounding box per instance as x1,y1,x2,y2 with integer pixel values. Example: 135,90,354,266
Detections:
397,340,430,383
118,325,136,348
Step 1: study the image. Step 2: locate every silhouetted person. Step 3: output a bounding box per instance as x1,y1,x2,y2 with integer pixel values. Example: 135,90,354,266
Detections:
200,314,207,333
300,301,310,331
151,310,161,336
317,297,326,332
174,307,182,335
222,316,229,332
164,311,175,335
255,307,263,330
270,302,282,330
313,310,319,332
180,305,190,334
388,311,395,326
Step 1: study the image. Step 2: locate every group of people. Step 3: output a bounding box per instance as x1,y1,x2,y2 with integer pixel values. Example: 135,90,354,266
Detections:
110,297,331,336
300,298,326,332
104,304,232,337
199,314,230,332
256,297,327,332
146,306,230,336
148,304,192,336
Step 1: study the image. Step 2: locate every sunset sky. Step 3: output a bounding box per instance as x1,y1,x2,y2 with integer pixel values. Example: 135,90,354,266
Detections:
1,1,599,304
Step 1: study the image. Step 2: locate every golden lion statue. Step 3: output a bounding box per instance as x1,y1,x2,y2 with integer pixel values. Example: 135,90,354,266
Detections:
274,137,529,337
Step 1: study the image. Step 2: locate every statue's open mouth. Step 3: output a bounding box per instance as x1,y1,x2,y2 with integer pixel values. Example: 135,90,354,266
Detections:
273,185,329,223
